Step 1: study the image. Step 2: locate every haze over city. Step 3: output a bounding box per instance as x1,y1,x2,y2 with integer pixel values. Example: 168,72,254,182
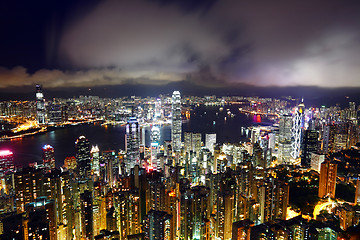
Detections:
1,0,360,94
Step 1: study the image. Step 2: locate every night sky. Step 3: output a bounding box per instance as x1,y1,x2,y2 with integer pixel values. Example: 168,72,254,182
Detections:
1,0,360,92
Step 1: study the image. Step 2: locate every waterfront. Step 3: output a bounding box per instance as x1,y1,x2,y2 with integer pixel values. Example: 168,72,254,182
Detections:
0,105,269,168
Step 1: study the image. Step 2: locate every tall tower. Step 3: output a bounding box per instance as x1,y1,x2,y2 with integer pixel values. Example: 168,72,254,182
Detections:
171,91,182,153
278,114,292,164
143,210,172,240
151,125,160,170
126,117,140,173
205,133,216,154
318,159,337,198
42,145,55,172
35,84,46,125
0,150,14,177
291,101,305,161
90,145,100,177
301,130,319,167
76,136,91,179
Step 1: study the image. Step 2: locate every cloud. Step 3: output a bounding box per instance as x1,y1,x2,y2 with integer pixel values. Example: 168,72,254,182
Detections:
0,66,183,88
56,0,360,88
57,0,246,84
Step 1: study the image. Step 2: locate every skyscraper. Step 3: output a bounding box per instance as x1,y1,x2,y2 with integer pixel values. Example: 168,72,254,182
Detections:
0,150,14,177
301,130,319,167
76,136,91,179
355,179,360,205
90,145,100,177
35,84,46,125
171,91,182,153
291,102,305,161
278,114,292,164
143,210,172,240
25,197,57,240
80,190,93,239
151,125,161,170
205,133,216,153
42,145,55,172
126,117,140,173
318,159,337,199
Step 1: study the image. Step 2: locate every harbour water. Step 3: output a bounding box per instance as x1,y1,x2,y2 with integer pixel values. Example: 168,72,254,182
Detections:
0,105,271,168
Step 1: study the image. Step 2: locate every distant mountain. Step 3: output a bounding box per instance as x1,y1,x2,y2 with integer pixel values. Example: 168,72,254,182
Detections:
1,81,360,107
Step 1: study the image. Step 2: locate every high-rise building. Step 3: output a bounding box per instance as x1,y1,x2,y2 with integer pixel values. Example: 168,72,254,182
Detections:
80,190,93,240
205,133,216,153
126,117,140,173
171,91,182,153
260,178,289,223
278,114,292,164
76,136,91,179
0,150,14,177
349,102,357,120
310,153,325,172
355,179,360,205
14,168,47,213
143,210,171,240
322,124,336,153
90,145,100,177
47,102,62,124
184,132,202,157
64,156,77,170
318,159,337,199
25,197,57,240
151,125,161,170
301,130,319,167
232,219,254,240
35,84,46,125
291,102,305,161
0,212,25,239
180,186,210,240
42,145,55,172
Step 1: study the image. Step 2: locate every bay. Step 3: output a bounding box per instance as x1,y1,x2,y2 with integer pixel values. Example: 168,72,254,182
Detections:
0,105,270,168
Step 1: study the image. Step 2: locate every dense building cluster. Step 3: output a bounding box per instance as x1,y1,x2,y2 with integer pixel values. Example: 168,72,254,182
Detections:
1,88,360,239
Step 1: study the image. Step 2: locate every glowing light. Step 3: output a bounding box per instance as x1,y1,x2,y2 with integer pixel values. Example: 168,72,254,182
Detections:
169,191,176,197
42,145,53,150
0,150,13,157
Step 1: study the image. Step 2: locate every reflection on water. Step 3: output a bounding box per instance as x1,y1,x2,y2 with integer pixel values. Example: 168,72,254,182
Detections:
0,105,272,168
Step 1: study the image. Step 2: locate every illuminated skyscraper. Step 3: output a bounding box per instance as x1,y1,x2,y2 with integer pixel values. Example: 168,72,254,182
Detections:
80,190,93,239
171,91,182,153
291,101,305,161
14,168,45,213
126,117,140,173
25,197,57,240
355,179,360,205
47,102,62,124
318,159,337,198
151,125,160,170
35,84,46,125
143,210,171,240
301,129,319,167
260,178,289,223
90,145,100,177
205,133,216,153
42,145,55,172
278,114,292,164
76,136,91,179
0,150,14,177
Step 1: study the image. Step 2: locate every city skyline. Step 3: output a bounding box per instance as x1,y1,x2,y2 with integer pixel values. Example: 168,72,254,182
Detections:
1,89,360,239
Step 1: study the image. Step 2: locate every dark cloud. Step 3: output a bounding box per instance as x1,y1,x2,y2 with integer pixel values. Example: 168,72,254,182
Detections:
1,0,360,88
